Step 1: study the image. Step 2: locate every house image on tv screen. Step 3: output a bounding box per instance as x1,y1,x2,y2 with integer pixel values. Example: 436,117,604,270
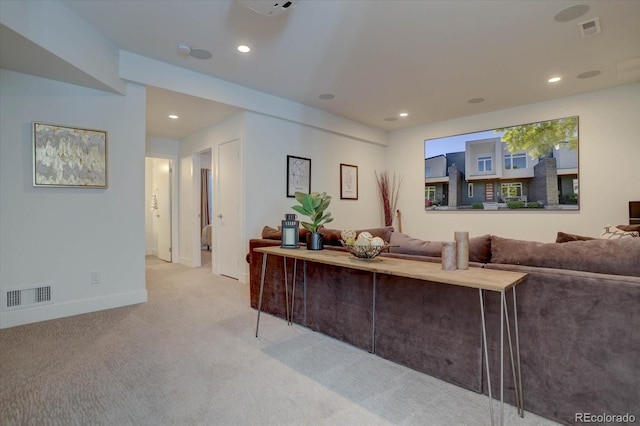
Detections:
424,118,579,211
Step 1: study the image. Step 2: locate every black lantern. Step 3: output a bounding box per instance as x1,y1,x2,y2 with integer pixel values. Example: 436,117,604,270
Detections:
281,213,299,249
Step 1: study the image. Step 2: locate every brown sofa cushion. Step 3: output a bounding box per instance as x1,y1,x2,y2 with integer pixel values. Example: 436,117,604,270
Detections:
388,233,492,263
491,235,640,276
556,231,595,243
389,232,442,257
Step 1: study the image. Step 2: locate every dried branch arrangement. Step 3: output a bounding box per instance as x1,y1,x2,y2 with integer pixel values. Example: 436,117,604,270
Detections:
375,171,402,227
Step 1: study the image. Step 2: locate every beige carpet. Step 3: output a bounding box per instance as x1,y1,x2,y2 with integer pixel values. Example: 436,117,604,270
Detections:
0,259,559,426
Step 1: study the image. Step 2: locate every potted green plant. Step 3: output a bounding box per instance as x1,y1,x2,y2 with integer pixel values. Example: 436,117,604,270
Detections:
292,191,334,250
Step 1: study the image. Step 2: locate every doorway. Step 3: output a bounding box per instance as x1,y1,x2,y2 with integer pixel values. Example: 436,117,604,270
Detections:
199,150,213,270
145,157,173,262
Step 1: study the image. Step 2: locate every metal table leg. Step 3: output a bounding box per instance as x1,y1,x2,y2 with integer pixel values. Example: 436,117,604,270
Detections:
303,260,307,327
283,257,290,326
371,272,377,354
513,288,524,417
479,289,495,425
290,259,298,325
479,287,525,426
255,252,268,337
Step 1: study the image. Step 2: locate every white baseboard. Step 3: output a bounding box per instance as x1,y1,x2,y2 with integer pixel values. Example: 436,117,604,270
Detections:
0,289,148,329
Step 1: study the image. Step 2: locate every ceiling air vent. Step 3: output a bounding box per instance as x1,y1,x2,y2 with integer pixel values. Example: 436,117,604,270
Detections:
578,18,601,37
237,0,298,16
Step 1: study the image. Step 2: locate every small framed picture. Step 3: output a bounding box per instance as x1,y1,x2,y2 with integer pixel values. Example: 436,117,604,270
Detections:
33,122,108,188
287,155,311,197
340,163,358,200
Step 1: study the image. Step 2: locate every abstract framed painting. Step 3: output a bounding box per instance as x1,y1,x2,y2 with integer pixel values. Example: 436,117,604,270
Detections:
33,122,108,188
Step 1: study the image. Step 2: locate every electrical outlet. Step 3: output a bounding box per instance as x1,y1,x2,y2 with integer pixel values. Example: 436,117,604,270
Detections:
91,272,101,285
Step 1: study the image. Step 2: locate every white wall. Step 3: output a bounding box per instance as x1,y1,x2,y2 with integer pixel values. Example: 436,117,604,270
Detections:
387,83,640,242
244,112,387,241
0,70,147,328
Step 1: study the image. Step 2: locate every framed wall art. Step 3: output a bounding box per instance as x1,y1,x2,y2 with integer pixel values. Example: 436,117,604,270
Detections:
286,155,311,197
340,163,358,200
33,122,108,188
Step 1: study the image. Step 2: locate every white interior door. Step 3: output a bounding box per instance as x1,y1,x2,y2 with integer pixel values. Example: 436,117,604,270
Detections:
216,139,241,279
156,159,172,262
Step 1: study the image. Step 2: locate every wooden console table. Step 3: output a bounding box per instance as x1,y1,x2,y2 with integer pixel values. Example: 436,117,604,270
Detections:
253,246,528,426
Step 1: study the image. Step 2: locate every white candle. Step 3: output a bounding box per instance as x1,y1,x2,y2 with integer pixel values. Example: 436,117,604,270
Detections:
441,241,457,271
454,231,469,270
283,227,296,246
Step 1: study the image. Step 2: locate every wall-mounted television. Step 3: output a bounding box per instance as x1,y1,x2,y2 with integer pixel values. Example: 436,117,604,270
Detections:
424,116,579,212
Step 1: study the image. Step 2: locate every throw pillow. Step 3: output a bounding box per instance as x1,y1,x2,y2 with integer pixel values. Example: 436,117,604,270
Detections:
599,225,639,239
469,234,492,263
261,225,308,241
261,226,281,240
617,224,640,233
556,231,595,243
318,227,343,246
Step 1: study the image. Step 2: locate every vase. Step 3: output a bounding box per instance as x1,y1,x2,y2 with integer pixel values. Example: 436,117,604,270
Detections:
306,232,324,250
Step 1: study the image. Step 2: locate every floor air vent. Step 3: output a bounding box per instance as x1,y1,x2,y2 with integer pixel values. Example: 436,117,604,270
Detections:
4,285,53,310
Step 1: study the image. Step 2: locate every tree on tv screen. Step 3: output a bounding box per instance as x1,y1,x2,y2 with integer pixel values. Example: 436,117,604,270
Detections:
496,117,578,159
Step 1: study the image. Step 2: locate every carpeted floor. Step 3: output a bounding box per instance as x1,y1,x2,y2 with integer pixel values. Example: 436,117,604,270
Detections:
0,258,559,425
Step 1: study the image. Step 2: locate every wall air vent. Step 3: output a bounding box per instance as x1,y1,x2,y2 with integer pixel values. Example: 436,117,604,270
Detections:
237,0,298,16
4,285,53,310
578,17,601,37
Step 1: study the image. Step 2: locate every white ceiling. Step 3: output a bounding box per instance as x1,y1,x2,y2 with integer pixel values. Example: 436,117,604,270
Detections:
5,1,640,139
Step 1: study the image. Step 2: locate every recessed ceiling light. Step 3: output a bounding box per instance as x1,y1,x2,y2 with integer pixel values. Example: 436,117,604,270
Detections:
468,97,485,104
384,117,397,122
168,115,179,119
237,45,251,53
318,93,335,100
548,77,562,83
399,112,408,117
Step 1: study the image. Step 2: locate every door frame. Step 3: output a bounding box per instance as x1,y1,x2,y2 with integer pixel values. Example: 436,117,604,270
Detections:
145,152,179,263
191,136,246,281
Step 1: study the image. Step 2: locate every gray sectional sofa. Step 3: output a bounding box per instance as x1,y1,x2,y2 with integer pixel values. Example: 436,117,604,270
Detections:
248,227,640,425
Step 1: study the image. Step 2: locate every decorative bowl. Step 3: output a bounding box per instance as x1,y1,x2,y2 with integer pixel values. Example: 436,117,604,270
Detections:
340,240,391,260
